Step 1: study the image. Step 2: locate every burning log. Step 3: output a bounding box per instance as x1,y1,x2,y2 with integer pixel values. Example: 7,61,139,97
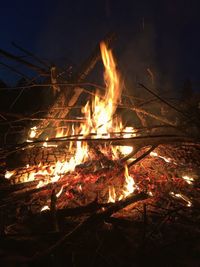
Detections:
5,146,72,169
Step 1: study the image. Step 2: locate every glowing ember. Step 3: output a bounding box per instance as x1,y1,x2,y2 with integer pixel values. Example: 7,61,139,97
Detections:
108,186,116,203
150,151,172,163
41,205,50,212
170,192,192,207
5,170,15,179
148,191,153,196
182,175,194,185
43,137,48,147
29,126,37,138
56,186,64,198
118,146,133,155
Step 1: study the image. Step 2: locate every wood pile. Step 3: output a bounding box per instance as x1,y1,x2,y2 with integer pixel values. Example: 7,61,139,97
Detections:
0,34,200,266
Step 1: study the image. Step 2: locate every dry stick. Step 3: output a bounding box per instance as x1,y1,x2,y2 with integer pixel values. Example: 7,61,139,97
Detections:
0,117,85,125
30,192,148,262
0,48,48,75
9,73,44,110
139,83,198,123
125,88,148,128
139,84,186,115
131,107,177,127
12,41,50,69
138,97,178,108
0,82,141,104
128,145,157,168
0,82,104,91
0,61,31,82
50,66,60,94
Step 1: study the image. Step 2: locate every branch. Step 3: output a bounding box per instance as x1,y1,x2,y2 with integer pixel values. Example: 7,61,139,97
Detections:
11,41,50,69
128,145,157,167
0,48,48,75
30,192,148,262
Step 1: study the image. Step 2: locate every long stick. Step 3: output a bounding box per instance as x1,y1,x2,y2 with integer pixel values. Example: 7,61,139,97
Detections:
139,83,190,119
12,42,50,68
0,48,48,75
131,106,177,126
0,61,31,81
0,116,85,125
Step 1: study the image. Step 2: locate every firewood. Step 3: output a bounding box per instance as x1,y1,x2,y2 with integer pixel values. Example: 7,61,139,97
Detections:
29,192,148,262
6,146,73,169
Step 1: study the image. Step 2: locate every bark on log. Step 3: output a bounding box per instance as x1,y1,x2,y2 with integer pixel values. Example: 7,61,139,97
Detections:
6,146,72,169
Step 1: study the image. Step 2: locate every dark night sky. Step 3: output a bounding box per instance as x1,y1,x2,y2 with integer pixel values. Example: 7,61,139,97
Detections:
1,0,200,90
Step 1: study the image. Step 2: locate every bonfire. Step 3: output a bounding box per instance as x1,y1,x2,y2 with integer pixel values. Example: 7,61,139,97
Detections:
0,34,199,266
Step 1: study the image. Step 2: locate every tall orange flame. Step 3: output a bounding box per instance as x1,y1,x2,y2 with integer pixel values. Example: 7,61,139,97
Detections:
10,42,134,188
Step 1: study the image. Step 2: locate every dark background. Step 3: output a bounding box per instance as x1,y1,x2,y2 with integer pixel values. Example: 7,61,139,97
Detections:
0,0,200,92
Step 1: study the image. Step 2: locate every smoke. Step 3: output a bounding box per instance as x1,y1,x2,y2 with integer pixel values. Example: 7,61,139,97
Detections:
119,21,159,99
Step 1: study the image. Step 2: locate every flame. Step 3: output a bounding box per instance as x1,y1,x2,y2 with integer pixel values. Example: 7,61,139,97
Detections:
19,42,136,188
47,41,122,178
108,186,116,203
94,42,121,135
80,41,121,138
56,128,69,138
56,128,64,138
170,192,192,207
107,165,136,203
123,165,136,198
